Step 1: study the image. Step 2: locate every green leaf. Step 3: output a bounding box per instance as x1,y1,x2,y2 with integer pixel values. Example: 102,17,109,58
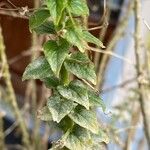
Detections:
37,106,52,121
67,51,90,64
82,31,105,48
29,9,50,30
43,39,69,76
62,27,86,52
88,91,106,111
41,76,60,88
46,0,68,25
68,0,89,16
64,53,97,85
91,130,109,144
33,21,56,34
69,106,99,134
47,94,75,123
22,56,53,81
57,80,89,109
64,126,90,150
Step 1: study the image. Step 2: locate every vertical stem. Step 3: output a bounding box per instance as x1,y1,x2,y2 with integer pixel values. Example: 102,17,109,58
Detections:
0,112,5,150
31,0,41,149
134,0,150,147
0,26,30,149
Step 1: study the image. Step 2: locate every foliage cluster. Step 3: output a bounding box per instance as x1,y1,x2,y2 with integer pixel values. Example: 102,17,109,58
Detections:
23,0,108,149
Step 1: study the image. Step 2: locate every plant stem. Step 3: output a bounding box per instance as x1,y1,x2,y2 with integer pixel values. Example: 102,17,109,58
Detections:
134,0,150,147
0,26,30,149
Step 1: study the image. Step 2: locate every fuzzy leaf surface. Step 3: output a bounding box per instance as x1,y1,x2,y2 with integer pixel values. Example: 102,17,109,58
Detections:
22,57,53,80
57,81,89,109
65,53,96,85
69,106,99,134
43,39,69,76
47,95,75,123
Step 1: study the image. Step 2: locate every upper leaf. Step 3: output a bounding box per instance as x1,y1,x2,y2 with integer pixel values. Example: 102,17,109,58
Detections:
46,0,68,25
22,56,53,81
67,0,89,16
62,27,86,52
64,53,97,85
82,31,105,48
47,94,75,123
69,106,99,134
33,21,56,34
29,9,50,30
37,106,52,121
57,80,89,109
43,39,69,77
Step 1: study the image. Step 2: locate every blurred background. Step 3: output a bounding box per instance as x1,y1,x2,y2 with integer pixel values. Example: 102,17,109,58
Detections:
0,0,150,150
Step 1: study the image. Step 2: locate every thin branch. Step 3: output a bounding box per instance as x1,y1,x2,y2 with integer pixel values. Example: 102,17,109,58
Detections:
0,26,30,149
143,19,150,31
87,46,134,65
134,0,150,147
101,77,137,93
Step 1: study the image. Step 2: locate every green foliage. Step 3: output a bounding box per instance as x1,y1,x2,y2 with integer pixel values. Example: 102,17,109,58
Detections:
23,0,108,149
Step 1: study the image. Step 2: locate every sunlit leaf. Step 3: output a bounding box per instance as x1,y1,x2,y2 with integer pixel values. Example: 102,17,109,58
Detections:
47,94,75,123
57,80,89,109
64,126,90,150
22,57,53,81
69,106,99,134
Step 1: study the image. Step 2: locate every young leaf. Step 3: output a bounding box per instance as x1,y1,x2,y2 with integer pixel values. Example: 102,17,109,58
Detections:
43,39,69,77
22,56,53,81
62,27,86,52
82,31,105,48
46,0,68,25
68,0,89,16
47,94,75,123
64,126,90,150
57,81,89,109
64,53,97,85
88,91,106,111
33,21,56,34
29,9,50,30
37,106,52,121
69,106,99,134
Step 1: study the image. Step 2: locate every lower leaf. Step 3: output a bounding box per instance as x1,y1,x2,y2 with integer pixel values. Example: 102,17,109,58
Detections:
68,106,99,134
47,94,75,123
